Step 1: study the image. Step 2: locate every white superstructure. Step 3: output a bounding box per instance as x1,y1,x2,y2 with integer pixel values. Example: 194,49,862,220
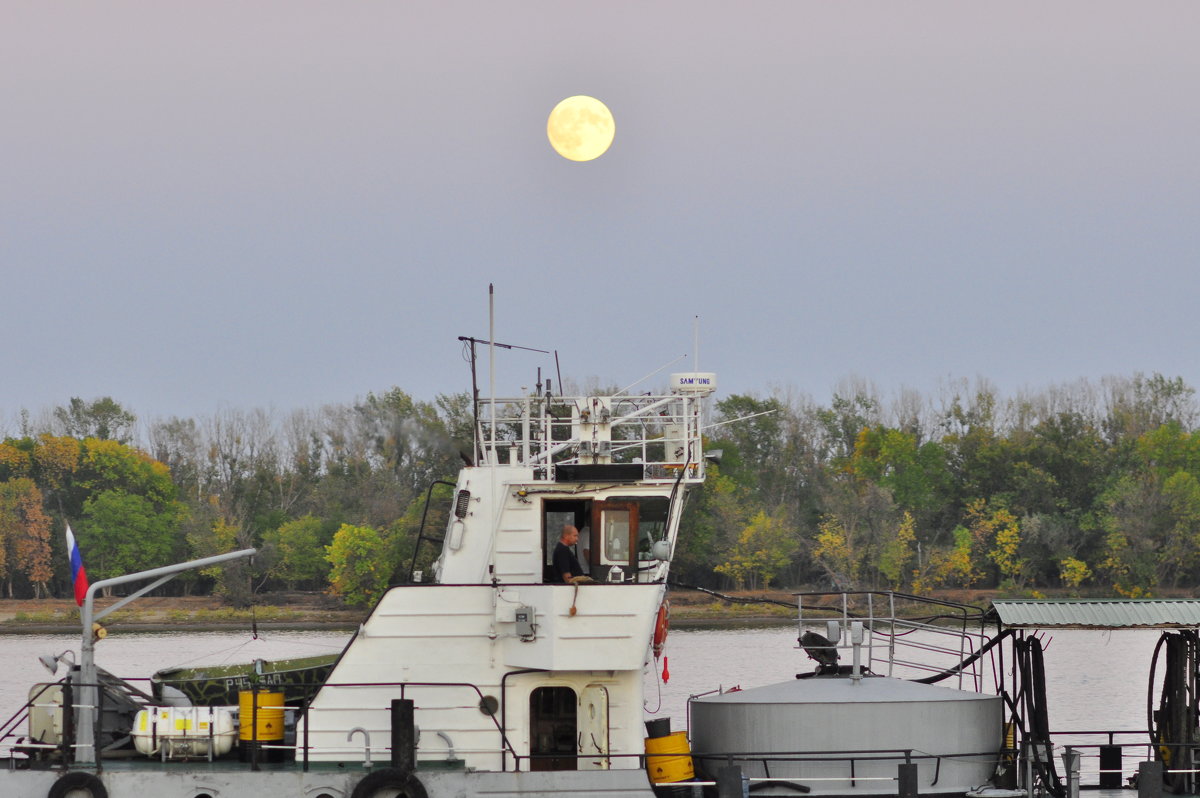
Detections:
299,376,714,773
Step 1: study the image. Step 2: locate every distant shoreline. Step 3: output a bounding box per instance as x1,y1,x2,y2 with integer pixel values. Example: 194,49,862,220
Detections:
0,586,1023,636
0,612,797,636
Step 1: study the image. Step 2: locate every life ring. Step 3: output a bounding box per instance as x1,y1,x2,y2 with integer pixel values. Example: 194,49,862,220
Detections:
652,599,670,659
350,768,429,798
48,771,108,798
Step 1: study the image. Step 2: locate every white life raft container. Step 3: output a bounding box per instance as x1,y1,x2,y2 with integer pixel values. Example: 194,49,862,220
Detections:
132,705,237,760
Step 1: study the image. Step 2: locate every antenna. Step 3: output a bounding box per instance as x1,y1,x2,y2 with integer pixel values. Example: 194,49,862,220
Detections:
618,354,688,396
693,315,700,373
489,284,495,460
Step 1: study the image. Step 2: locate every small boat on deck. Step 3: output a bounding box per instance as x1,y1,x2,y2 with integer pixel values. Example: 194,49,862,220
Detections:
150,654,339,706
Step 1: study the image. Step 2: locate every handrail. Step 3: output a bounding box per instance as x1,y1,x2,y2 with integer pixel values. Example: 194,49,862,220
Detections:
403,479,457,583
302,679,519,767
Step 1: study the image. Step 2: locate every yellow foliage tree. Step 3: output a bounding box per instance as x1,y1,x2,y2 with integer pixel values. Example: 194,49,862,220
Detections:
966,498,1027,588
326,523,391,607
877,511,916,589
912,525,978,593
715,510,797,590
812,515,859,589
1058,557,1091,589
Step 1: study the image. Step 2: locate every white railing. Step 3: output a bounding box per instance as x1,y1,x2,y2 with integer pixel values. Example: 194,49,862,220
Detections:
475,392,707,483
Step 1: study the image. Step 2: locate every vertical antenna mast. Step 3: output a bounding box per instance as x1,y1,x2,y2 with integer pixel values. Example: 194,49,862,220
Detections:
489,284,496,461
693,315,700,372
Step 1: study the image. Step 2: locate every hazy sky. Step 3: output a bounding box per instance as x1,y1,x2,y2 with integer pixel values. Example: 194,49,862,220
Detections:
4,2,1198,425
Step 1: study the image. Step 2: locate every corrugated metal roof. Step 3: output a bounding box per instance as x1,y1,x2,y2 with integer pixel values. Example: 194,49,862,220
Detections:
992,599,1200,629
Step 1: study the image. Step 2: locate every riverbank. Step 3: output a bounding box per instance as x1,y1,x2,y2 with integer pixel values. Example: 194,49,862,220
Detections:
0,587,1010,634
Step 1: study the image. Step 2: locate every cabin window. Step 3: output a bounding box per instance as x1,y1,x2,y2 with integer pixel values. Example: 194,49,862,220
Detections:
542,496,668,582
595,496,669,578
603,509,630,561
625,496,669,561
529,686,577,771
542,500,592,582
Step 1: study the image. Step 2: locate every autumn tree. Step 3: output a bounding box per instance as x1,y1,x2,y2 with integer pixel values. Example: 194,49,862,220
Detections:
714,510,797,590
0,478,53,597
326,523,391,606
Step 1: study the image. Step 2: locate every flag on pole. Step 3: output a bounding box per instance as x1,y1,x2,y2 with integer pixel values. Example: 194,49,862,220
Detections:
66,523,90,606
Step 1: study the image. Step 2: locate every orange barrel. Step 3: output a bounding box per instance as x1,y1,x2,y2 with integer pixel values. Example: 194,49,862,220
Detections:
644,730,694,784
238,690,285,742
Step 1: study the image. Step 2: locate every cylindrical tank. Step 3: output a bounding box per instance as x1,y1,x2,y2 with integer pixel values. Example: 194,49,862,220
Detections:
645,730,695,784
690,676,1001,796
238,690,285,743
132,706,237,759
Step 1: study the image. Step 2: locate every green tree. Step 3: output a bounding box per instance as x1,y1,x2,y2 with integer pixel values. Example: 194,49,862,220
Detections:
676,470,751,587
1159,471,1200,587
264,515,332,588
877,511,917,589
78,490,186,583
1096,475,1161,596
326,523,391,606
710,395,785,497
849,426,953,531
54,397,136,443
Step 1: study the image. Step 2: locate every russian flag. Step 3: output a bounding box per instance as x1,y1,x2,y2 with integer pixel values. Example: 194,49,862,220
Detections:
66,524,90,606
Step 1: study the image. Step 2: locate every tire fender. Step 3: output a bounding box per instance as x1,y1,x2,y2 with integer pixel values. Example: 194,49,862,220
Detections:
350,768,428,798
48,771,108,798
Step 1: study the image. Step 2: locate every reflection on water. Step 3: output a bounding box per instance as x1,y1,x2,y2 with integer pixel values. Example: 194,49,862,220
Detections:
0,624,1167,782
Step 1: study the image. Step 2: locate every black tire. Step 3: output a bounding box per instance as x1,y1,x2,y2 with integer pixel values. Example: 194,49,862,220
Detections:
350,768,429,798
48,771,108,798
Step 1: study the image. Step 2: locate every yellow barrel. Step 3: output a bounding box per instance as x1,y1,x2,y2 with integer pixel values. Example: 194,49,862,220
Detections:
644,730,694,784
238,690,285,742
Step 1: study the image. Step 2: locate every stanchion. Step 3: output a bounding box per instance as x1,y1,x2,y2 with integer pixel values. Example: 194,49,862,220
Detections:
1138,760,1163,798
717,765,746,798
1061,746,1079,798
391,699,415,772
898,762,919,798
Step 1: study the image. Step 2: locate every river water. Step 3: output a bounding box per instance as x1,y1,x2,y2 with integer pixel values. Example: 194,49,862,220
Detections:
0,624,1165,783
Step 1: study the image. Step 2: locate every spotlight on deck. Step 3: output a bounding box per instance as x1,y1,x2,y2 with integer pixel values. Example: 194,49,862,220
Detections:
38,650,76,675
704,449,723,465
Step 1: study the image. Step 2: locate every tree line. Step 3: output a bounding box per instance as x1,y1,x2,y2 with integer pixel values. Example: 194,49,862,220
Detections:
2,373,1198,605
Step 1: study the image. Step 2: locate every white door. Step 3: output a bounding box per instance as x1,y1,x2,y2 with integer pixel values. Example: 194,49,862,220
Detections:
578,684,610,770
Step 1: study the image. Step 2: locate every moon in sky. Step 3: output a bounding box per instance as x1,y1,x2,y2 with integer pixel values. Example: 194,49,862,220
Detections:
546,96,615,162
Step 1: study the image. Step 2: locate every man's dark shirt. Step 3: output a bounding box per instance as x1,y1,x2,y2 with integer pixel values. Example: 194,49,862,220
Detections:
552,541,583,582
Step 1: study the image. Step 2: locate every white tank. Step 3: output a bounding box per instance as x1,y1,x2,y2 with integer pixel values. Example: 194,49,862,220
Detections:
132,706,237,759
690,676,1001,796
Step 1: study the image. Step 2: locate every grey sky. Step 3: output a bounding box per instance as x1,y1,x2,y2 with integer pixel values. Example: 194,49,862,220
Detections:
4,2,1198,425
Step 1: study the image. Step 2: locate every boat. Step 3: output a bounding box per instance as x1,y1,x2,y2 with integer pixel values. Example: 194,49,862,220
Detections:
0,332,1093,798
150,654,340,707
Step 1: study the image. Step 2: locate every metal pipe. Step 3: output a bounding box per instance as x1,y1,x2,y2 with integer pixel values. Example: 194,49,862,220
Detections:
75,548,257,766
348,727,372,768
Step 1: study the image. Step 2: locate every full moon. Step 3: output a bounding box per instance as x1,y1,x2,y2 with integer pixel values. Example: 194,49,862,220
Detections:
546,96,615,162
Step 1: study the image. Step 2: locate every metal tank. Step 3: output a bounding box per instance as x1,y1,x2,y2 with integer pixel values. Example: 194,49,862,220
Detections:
690,676,1002,796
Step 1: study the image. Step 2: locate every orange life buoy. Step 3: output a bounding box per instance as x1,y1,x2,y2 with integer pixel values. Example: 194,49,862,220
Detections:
652,599,670,659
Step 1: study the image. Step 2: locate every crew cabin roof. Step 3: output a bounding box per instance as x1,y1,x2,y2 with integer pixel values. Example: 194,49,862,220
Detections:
991,599,1200,629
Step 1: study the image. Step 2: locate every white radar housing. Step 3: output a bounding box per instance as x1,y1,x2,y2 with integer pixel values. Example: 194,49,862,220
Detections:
669,372,717,396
